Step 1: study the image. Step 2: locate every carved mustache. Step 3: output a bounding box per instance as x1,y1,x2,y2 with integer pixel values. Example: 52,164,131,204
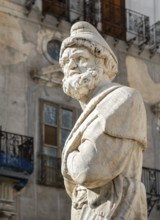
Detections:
63,71,92,89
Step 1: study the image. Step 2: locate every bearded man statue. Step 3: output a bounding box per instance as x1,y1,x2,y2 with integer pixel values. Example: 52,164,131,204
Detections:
59,21,148,220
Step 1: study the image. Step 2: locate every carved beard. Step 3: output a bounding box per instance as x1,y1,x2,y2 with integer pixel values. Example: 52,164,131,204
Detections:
62,67,103,100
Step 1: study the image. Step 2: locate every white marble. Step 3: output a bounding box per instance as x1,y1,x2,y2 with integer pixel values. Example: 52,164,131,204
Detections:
60,21,148,220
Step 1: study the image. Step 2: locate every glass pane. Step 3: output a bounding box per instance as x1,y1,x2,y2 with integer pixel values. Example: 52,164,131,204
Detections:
46,167,56,185
44,125,57,146
47,40,61,61
44,104,57,126
61,129,70,147
43,147,57,157
61,108,73,129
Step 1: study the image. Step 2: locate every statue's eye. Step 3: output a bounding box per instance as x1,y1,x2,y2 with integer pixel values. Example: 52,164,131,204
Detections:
62,58,69,66
76,56,82,62
76,57,87,63
83,57,88,62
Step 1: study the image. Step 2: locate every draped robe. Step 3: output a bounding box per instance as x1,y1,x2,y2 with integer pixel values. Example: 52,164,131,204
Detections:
61,83,148,220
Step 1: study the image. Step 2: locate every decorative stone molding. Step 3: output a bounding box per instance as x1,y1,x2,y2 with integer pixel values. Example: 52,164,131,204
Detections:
31,64,63,87
0,177,16,220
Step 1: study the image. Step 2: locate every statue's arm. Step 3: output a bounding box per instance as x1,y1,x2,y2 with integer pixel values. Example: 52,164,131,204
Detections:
66,117,136,189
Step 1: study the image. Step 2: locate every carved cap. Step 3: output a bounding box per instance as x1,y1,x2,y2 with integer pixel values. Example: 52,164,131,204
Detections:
60,21,118,64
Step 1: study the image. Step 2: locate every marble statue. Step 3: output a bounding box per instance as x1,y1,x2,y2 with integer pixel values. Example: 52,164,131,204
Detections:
59,21,148,220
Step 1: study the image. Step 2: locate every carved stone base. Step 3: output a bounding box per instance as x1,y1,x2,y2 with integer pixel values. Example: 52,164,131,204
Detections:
0,178,16,220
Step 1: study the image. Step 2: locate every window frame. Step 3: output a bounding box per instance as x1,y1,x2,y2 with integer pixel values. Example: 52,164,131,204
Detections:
39,99,76,158
42,36,62,64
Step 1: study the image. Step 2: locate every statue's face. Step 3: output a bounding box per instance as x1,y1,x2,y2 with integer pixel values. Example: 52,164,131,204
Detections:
60,46,104,101
61,47,96,78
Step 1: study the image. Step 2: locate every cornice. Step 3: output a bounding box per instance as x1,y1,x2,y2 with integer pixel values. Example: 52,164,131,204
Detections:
31,64,63,87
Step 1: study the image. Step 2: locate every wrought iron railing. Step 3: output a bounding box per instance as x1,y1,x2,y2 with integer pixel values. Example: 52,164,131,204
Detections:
84,0,97,27
149,21,160,49
38,156,160,214
0,130,33,174
142,167,160,216
38,154,64,188
126,8,150,45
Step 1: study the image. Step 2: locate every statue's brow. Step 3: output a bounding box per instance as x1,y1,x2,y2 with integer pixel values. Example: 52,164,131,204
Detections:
70,51,84,58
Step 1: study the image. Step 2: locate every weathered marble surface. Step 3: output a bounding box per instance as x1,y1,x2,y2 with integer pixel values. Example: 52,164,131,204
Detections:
60,21,148,220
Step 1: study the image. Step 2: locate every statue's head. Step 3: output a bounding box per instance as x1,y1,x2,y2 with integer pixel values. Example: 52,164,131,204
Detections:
59,21,118,101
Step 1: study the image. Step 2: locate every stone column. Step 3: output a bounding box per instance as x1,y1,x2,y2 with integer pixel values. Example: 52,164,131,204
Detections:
0,177,16,220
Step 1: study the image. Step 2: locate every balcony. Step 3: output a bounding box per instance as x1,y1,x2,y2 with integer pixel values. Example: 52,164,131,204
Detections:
38,1,155,52
38,154,64,188
126,8,150,46
142,167,160,216
38,155,160,215
149,21,160,54
0,130,34,190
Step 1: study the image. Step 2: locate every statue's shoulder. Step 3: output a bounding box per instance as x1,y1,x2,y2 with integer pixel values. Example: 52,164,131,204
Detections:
97,84,144,111
112,84,142,99
96,85,147,147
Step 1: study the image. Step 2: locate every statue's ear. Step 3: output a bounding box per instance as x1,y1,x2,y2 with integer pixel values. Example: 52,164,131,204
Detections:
104,58,117,81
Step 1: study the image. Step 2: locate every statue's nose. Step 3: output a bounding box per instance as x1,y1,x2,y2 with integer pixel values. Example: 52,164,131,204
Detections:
68,58,77,69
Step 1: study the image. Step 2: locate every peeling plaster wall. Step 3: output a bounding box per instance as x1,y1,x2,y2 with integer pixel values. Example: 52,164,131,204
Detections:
0,12,32,134
125,56,160,169
126,56,160,105
0,1,77,220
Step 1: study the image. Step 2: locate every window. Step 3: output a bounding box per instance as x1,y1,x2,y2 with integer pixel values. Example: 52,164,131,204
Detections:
42,35,62,64
39,100,76,187
101,0,126,40
40,100,75,157
42,0,67,18
41,101,74,157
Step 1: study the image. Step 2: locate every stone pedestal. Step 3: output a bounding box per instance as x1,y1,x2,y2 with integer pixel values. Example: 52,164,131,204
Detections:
0,178,16,220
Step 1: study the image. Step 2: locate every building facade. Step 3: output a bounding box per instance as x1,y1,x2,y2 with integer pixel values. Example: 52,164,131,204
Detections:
0,0,159,219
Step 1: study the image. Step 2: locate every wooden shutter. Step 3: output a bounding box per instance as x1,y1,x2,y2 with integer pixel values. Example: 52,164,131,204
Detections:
42,0,67,18
102,0,126,40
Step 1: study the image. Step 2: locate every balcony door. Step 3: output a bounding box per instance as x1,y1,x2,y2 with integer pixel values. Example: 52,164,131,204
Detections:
42,0,68,19
102,0,126,40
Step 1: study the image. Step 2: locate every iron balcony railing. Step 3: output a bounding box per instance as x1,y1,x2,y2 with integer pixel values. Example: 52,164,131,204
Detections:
126,8,150,45
142,167,160,216
38,155,160,215
142,167,160,196
38,154,64,188
0,130,34,174
149,21,160,49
